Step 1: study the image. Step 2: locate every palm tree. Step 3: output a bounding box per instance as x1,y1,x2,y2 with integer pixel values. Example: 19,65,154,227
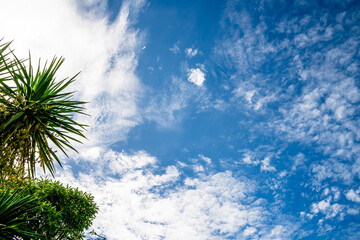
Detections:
0,40,87,177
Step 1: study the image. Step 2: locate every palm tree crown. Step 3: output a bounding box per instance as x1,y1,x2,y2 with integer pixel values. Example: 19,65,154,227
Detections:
0,40,87,177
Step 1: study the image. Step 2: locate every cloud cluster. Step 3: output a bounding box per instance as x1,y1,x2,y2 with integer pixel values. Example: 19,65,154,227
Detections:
185,47,199,58
58,150,297,240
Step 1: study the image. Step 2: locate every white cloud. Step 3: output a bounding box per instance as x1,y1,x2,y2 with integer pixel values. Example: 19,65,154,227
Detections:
269,225,287,238
310,160,353,186
232,87,275,111
106,150,157,174
185,48,199,58
346,189,360,203
79,146,103,162
239,149,280,174
188,68,206,86
193,164,205,173
261,157,276,172
291,153,307,172
310,196,345,220
311,199,331,214
169,41,181,54
347,208,360,215
198,154,212,164
243,226,257,236
245,90,257,104
0,0,145,148
242,152,260,165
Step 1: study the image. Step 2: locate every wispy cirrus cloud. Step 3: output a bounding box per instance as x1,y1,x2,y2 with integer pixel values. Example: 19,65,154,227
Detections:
214,0,360,236
144,77,200,127
216,0,360,175
144,69,210,128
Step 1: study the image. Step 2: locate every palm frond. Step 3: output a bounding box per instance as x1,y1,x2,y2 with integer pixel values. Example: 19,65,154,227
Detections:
0,189,45,239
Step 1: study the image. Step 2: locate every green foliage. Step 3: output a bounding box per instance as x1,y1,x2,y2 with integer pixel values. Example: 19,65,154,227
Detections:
0,189,45,239
0,40,87,177
1,178,98,240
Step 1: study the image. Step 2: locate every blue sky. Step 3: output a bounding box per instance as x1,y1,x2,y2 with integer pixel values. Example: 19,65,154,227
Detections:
1,0,360,239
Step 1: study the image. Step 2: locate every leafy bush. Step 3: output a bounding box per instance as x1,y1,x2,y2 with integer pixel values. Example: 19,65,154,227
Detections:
1,179,98,239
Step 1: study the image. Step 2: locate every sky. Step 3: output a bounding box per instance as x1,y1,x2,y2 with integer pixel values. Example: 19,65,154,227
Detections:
1,0,360,239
